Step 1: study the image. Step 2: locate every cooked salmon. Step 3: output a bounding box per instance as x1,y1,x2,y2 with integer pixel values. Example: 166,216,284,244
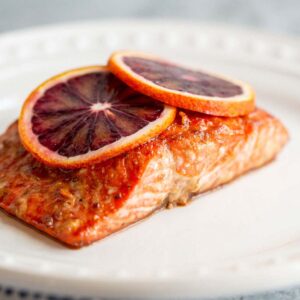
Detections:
0,109,288,247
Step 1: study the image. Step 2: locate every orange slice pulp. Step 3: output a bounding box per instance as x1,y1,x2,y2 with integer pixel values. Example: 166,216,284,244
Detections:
108,51,255,117
18,66,176,168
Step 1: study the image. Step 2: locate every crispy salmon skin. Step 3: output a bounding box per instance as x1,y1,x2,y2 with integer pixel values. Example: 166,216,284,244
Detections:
0,109,288,247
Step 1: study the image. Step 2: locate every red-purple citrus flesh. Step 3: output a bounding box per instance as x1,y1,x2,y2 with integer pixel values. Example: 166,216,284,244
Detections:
108,51,255,116
31,71,164,158
123,57,243,98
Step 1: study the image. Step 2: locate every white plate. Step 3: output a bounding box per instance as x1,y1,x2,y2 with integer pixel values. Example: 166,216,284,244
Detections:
0,20,299,299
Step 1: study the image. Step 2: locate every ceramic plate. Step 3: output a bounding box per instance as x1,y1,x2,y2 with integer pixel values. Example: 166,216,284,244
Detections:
0,20,299,299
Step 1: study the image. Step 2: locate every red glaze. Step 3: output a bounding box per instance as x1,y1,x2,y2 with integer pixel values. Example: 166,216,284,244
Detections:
0,109,288,247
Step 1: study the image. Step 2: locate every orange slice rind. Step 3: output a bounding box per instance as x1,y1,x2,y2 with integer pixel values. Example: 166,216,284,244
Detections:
108,51,255,117
18,66,176,169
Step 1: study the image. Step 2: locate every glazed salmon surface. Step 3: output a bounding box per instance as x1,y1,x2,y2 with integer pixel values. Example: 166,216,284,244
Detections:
0,109,288,247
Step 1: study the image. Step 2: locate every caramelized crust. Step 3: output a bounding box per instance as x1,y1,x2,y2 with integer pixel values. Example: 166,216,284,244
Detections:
0,109,288,247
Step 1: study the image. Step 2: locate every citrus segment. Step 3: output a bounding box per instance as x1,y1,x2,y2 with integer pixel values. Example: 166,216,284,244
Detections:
19,66,176,168
108,51,255,116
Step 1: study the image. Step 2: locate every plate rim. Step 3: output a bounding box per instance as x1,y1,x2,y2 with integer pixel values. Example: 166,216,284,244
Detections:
0,19,299,298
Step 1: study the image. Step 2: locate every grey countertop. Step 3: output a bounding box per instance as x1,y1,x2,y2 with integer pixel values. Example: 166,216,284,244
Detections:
0,0,299,299
1,0,300,35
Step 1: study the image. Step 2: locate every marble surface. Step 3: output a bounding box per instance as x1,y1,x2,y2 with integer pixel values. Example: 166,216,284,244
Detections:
0,1,299,299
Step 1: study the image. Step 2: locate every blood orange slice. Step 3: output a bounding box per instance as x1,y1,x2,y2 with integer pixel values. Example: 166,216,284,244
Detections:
18,66,176,168
108,51,255,117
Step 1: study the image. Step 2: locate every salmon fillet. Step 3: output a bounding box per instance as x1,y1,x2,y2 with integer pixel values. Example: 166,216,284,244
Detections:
0,109,288,247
